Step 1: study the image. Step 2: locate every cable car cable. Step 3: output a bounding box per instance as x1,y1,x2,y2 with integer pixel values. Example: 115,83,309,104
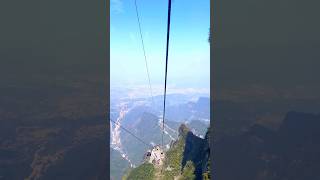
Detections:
110,118,152,148
133,0,155,106
162,0,172,149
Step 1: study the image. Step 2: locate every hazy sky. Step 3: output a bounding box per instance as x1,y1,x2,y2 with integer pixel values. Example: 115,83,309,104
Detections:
110,0,210,89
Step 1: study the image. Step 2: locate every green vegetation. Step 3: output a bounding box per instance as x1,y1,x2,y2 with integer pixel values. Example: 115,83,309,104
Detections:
202,127,211,180
110,149,130,180
180,161,196,180
124,163,155,180
123,124,211,180
163,138,185,179
202,158,211,180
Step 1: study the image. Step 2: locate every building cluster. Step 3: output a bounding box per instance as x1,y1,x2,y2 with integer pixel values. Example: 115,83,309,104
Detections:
144,145,165,166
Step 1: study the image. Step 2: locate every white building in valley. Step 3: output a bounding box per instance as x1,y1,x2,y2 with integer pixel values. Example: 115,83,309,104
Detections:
144,145,165,166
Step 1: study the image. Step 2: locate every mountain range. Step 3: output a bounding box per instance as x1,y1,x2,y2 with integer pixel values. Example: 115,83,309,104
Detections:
214,111,320,180
110,94,210,179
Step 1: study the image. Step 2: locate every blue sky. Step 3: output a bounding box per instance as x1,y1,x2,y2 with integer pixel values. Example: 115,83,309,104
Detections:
110,0,210,90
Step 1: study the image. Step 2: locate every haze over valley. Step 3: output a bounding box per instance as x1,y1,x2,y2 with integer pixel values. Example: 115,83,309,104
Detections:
110,85,210,179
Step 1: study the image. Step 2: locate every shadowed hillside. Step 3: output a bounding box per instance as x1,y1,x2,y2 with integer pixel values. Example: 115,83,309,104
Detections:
214,111,320,180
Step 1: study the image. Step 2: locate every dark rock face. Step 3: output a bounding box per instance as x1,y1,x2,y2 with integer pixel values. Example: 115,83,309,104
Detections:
182,132,208,180
177,124,210,180
214,111,320,180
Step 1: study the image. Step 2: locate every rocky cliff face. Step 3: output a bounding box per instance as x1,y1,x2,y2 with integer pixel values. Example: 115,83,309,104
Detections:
124,124,211,180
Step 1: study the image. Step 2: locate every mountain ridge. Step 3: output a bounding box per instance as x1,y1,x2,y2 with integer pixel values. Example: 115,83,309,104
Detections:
124,124,211,180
